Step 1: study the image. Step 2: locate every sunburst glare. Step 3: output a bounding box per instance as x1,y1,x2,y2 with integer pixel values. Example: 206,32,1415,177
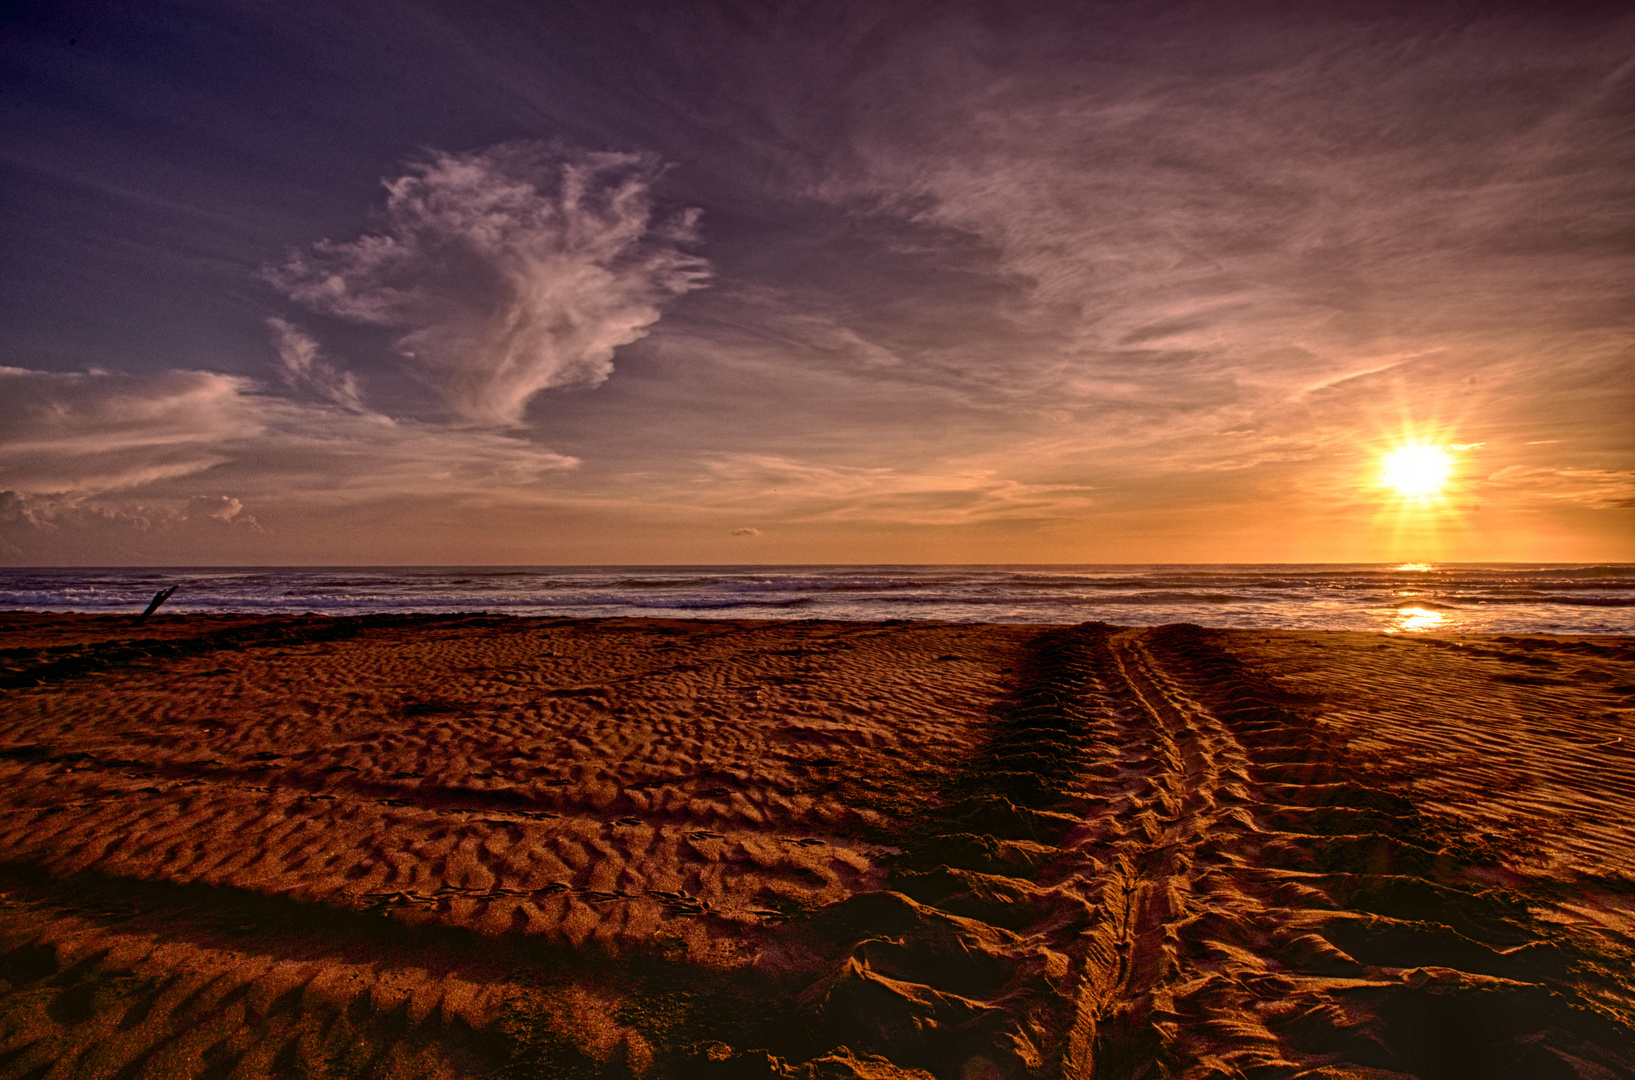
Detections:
1381,445,1453,497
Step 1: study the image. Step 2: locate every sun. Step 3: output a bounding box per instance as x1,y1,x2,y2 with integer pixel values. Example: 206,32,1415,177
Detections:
1380,445,1452,497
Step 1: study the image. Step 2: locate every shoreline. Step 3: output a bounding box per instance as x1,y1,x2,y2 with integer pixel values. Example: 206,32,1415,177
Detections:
8,607,1635,630
7,563,1632,639
0,614,1631,1076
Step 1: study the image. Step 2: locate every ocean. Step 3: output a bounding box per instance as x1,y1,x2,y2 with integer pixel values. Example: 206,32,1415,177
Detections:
1,564,1632,635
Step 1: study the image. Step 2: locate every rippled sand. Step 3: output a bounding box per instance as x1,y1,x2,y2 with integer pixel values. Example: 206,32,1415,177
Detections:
0,614,1630,1078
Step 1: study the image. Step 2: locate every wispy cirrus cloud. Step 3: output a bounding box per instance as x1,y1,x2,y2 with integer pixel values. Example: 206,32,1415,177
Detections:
810,10,1635,428
0,366,580,556
0,367,258,496
2,3,1629,564
1479,466,1635,510
266,143,710,425
267,318,362,410
698,453,1095,527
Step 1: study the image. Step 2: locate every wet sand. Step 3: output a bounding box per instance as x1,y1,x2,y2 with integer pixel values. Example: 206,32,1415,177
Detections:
0,613,1630,1079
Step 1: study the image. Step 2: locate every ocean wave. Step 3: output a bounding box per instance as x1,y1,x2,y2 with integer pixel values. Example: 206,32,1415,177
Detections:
783,591,1250,607
1451,594,1635,607
1005,578,1167,590
1460,583,1635,594
717,577,964,593
1083,592,1243,605
1494,565,1635,580
632,597,816,610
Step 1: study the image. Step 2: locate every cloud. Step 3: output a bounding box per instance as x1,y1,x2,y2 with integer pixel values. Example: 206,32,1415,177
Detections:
1480,466,1635,510
0,367,580,552
797,11,1635,448
0,491,164,556
3,141,691,559
194,495,253,524
700,454,1094,526
267,143,709,425
0,367,262,495
267,318,362,409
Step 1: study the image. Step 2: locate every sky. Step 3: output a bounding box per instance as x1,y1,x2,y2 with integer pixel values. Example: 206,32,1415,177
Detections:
1,0,1631,565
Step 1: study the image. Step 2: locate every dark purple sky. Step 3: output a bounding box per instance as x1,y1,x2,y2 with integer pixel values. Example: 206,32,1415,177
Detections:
2,0,1631,563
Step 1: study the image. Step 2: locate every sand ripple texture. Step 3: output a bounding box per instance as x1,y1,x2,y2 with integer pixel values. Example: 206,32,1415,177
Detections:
0,614,1630,1079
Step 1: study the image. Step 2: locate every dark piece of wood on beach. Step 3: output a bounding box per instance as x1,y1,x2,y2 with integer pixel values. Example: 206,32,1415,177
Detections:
139,586,178,620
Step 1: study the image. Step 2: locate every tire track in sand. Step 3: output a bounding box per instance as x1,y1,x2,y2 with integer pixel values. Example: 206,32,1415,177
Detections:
780,623,1634,1079
778,622,1266,1078
1083,624,1635,1080
773,622,1195,1078
3,616,1631,1078
1063,625,1263,1079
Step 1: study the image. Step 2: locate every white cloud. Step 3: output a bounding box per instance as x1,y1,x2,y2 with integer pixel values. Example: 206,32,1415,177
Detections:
267,317,362,409
0,144,647,555
267,143,709,425
195,495,251,523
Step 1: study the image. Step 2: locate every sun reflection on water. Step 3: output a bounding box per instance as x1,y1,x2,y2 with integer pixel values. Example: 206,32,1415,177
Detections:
1388,605,1448,633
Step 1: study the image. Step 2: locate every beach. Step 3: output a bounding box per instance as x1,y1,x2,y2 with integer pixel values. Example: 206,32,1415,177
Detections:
0,613,1630,1078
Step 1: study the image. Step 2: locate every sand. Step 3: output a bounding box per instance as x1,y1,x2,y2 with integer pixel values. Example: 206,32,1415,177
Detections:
0,613,1630,1079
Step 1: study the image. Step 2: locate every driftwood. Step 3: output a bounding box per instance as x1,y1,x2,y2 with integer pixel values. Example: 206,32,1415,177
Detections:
139,585,178,620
